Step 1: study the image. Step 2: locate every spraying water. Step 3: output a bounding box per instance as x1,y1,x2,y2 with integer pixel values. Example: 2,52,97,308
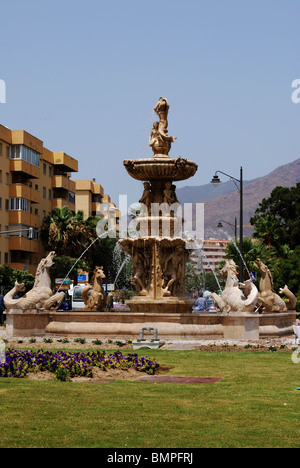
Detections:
185,235,223,293
218,228,252,280
57,229,113,294
112,243,132,288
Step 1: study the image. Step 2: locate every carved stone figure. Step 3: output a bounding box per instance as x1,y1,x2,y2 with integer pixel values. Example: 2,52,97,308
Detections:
211,259,258,314
149,97,177,156
82,266,111,311
4,252,65,311
132,249,149,296
256,258,297,313
139,182,152,215
161,245,188,297
163,181,175,205
149,121,169,156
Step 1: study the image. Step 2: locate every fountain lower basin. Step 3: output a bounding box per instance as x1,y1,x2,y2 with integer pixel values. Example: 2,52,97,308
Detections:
5,309,296,341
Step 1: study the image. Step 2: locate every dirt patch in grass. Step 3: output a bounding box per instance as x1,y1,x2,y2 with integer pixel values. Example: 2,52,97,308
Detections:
23,364,174,383
25,370,56,381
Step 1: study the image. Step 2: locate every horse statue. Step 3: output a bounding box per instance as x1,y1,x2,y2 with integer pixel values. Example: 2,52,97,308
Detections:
256,258,297,313
82,266,113,311
4,252,65,311
211,259,258,314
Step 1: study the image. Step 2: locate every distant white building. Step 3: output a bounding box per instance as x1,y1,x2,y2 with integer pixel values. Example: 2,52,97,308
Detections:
190,239,230,273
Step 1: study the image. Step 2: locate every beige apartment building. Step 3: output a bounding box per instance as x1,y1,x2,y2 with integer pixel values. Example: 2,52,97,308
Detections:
75,179,120,232
0,124,120,276
0,124,78,275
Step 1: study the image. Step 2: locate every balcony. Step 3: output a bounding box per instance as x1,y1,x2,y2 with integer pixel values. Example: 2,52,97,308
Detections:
53,152,78,173
9,184,40,204
9,237,39,253
51,198,75,210
52,175,76,192
8,263,37,275
75,180,104,196
10,159,40,179
9,211,40,227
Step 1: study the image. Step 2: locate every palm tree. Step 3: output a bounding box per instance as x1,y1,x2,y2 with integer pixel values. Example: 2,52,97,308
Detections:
225,238,279,281
41,207,98,258
252,214,284,248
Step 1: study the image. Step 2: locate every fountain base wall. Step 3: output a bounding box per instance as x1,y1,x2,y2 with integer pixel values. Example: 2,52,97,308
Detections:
5,310,297,341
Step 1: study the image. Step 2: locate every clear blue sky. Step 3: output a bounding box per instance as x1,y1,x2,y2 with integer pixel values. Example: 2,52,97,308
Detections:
1,0,299,207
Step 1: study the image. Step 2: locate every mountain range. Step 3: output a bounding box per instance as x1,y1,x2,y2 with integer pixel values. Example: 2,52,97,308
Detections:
177,158,300,239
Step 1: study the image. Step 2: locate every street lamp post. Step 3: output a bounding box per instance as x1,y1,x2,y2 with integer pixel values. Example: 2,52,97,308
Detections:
217,218,237,239
211,167,244,282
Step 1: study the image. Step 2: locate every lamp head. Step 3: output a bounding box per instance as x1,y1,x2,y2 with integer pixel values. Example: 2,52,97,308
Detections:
211,175,221,187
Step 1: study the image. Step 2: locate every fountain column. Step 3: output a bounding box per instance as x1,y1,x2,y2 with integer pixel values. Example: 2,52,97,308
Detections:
119,98,198,314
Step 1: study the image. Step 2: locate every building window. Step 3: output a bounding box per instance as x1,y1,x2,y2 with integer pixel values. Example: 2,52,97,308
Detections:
10,197,30,212
10,145,40,168
43,187,46,199
69,192,75,204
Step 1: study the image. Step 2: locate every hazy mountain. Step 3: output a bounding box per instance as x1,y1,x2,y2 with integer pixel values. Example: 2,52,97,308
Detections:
177,158,300,239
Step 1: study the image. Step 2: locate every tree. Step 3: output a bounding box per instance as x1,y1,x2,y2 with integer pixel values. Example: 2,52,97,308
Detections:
250,184,300,249
251,214,284,248
49,256,89,287
0,266,35,295
185,260,203,296
225,238,279,279
41,207,101,259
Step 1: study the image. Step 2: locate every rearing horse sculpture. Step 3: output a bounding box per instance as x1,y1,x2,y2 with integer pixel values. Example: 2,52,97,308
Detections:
256,258,297,313
211,259,258,314
82,266,112,311
4,252,65,311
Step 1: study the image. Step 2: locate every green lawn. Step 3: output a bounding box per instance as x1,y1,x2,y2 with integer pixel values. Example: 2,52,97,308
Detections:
0,348,300,448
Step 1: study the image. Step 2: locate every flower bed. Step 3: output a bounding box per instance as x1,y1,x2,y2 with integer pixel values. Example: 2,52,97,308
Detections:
0,349,159,380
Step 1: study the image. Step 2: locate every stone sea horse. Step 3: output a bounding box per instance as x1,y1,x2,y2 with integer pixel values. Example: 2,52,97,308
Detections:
256,258,297,313
211,259,258,314
4,252,65,311
82,266,113,311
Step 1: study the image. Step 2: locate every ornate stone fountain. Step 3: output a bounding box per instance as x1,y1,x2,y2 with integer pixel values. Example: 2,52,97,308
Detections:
119,97,198,314
3,98,297,341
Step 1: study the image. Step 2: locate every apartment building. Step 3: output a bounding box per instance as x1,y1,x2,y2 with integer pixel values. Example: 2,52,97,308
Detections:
190,239,230,273
75,180,120,232
75,179,104,218
0,124,78,274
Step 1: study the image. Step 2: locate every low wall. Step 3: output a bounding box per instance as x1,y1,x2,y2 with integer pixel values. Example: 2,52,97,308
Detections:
5,310,297,341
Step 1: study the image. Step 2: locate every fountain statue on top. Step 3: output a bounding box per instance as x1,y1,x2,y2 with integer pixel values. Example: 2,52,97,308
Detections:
149,97,177,156
120,97,198,313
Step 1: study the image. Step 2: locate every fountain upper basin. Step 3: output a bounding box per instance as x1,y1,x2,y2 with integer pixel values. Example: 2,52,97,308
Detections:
124,157,198,182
